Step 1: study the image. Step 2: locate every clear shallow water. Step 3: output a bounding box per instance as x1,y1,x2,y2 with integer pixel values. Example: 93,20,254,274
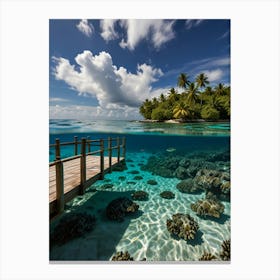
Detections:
49,119,230,137
49,120,230,261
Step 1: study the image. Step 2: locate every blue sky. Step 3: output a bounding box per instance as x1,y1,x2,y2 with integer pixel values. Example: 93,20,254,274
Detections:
49,19,230,120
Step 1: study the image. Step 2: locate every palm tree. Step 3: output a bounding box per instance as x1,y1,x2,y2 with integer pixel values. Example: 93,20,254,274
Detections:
168,87,179,104
196,73,209,88
168,87,176,96
186,82,199,105
204,86,213,96
139,99,153,119
214,83,225,96
195,73,209,107
152,97,159,107
177,73,190,90
159,93,166,103
173,102,191,119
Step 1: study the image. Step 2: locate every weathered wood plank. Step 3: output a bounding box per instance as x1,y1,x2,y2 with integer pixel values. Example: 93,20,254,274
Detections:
49,156,124,206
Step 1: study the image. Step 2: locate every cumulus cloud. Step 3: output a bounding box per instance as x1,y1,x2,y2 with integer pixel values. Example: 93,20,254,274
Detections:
76,19,94,37
100,19,175,50
52,50,164,111
120,19,175,50
185,19,204,30
100,19,119,41
202,69,223,82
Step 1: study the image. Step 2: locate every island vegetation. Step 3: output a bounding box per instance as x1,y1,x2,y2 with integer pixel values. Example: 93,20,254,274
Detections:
139,73,230,122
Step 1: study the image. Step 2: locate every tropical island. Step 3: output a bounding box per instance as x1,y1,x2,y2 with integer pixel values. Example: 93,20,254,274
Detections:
139,73,230,122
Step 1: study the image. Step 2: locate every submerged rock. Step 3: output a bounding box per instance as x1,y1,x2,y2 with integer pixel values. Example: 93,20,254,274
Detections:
133,175,143,180
111,251,133,261
205,149,230,162
178,158,191,168
220,181,230,194
176,178,202,194
112,161,127,171
50,212,96,246
141,154,218,180
160,191,175,199
140,155,181,178
166,213,199,241
106,197,139,222
220,240,231,261
147,179,158,185
128,170,140,174
199,252,217,261
174,166,190,179
111,251,146,261
131,190,149,201
191,198,225,218
100,183,114,190
182,160,216,178
127,181,136,185
194,169,230,201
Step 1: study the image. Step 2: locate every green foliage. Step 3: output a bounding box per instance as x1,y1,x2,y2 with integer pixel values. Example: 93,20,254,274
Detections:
139,73,230,121
201,106,220,120
192,103,202,118
139,99,154,119
173,102,191,119
151,107,172,121
186,82,199,105
177,73,190,89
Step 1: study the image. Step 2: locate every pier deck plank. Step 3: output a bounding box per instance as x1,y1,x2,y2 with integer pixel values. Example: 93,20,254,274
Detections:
49,155,123,203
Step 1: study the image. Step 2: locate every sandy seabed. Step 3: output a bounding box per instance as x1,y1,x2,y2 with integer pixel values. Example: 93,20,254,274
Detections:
50,152,230,261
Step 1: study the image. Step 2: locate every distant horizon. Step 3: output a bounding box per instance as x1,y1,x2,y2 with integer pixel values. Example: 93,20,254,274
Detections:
50,19,230,120
49,117,144,121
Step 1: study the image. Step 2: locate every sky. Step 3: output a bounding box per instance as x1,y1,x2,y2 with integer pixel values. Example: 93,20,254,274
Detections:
49,19,230,120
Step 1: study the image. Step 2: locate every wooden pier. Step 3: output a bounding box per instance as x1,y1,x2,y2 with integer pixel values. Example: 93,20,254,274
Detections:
49,136,126,219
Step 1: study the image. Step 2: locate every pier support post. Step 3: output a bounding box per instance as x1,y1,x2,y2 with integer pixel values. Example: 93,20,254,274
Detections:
55,139,64,214
74,136,78,155
80,138,86,194
87,136,91,153
122,137,126,160
108,137,112,173
100,139,104,179
117,137,120,163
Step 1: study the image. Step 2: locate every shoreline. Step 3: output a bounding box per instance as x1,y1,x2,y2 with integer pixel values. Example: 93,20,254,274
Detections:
139,119,230,124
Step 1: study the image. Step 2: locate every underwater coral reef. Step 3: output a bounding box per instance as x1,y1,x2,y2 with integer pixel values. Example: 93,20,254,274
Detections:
106,197,139,222
160,191,175,199
50,212,96,247
199,252,217,261
111,251,134,261
131,190,149,201
176,178,202,194
220,239,231,261
141,149,229,181
191,198,225,218
194,169,230,201
166,213,199,241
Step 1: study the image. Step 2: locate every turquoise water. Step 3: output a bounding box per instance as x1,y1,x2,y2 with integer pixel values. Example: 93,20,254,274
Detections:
49,119,230,137
49,119,230,261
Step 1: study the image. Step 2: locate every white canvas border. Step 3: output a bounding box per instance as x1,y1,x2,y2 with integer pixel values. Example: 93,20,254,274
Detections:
0,0,279,279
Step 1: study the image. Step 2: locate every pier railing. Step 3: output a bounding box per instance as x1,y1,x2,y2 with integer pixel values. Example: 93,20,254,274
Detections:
49,136,126,215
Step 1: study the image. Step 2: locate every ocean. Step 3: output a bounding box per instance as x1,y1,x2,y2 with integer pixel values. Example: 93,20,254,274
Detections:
49,119,230,261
